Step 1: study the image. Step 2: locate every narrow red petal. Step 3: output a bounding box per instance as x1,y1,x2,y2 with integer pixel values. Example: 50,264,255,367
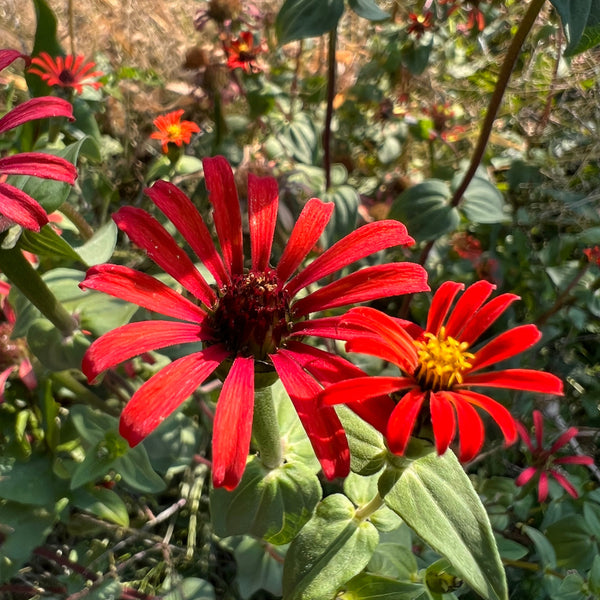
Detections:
80,264,208,322
430,391,456,455
445,280,495,339
515,421,536,453
425,281,464,335
538,471,549,502
212,356,255,490
114,206,216,306
119,345,228,446
202,156,244,276
286,220,415,297
550,470,579,498
276,198,334,284
82,320,211,382
554,455,594,466
0,153,77,183
0,183,48,231
549,427,578,454
146,180,229,287
533,410,544,448
319,376,407,406
248,173,278,272
289,315,364,341
0,97,73,134
515,466,538,487
292,263,429,317
470,325,542,372
0,49,28,72
461,369,564,395
386,388,426,455
446,391,485,462
459,293,520,346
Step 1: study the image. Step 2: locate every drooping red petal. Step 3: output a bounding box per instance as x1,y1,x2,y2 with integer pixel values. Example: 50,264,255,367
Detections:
211,356,255,490
82,320,212,383
113,206,216,306
0,97,73,134
549,427,579,454
538,471,549,502
0,153,77,183
515,466,538,487
459,293,520,346
276,198,334,283
445,391,485,462
119,345,228,446
461,369,564,394
430,391,456,455
145,180,229,287
292,263,429,317
445,280,495,339
469,325,542,372
515,421,536,453
270,349,350,479
550,470,579,499
80,264,208,322
386,388,426,455
286,220,415,297
533,410,544,449
0,183,48,231
0,49,28,72
202,156,244,276
248,173,278,272
425,281,464,336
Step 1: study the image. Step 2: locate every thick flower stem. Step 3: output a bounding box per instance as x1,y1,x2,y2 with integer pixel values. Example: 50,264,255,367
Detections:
253,385,283,470
0,245,78,337
354,492,385,521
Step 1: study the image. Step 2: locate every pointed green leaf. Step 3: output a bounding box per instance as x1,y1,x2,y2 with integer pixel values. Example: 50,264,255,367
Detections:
549,0,600,56
20,225,82,263
455,175,507,224
71,485,130,527
347,0,389,21
276,0,345,44
75,221,118,266
338,573,423,599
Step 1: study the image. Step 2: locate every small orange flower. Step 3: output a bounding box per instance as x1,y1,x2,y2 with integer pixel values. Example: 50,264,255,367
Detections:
29,53,103,94
150,110,201,154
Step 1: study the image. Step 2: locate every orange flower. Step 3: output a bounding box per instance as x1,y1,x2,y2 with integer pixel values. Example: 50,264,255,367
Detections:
29,53,103,94
224,31,264,73
407,12,434,38
150,110,201,154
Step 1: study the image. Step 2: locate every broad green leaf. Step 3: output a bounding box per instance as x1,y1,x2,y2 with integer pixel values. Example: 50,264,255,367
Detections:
116,444,167,494
388,179,459,242
175,156,203,175
455,174,508,224
338,573,423,599
276,0,345,44
545,515,598,570
278,113,319,165
282,493,379,600
368,541,418,581
553,573,588,600
521,525,557,569
549,0,600,56
584,502,600,539
19,225,82,263
75,221,118,266
162,576,216,600
347,0,389,21
589,555,600,595
400,37,434,76
495,536,528,561
322,184,360,245
71,485,130,527
382,450,508,600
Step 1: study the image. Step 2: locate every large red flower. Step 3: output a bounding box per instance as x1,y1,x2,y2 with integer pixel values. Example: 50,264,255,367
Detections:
79,156,429,489
0,49,77,232
319,280,564,462
28,52,103,94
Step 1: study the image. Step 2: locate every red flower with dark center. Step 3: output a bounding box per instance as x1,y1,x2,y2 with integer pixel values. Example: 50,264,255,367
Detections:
407,12,434,38
583,246,600,267
79,156,429,489
150,110,202,153
319,280,564,462
29,52,103,94
0,50,77,232
224,31,264,73
515,410,594,502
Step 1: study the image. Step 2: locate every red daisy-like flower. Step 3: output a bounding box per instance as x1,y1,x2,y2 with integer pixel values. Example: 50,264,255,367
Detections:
150,110,202,154
224,31,264,73
515,410,594,502
79,156,429,489
0,50,77,232
29,52,103,94
407,12,434,39
319,280,564,462
583,246,600,267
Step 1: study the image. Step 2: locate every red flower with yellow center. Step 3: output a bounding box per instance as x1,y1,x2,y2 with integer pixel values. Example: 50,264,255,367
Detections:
224,31,264,73
150,110,202,154
319,280,564,462
29,52,103,94
79,156,429,489
407,12,434,38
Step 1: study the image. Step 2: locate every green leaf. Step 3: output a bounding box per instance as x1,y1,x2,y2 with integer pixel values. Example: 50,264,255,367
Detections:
276,0,345,44
584,502,600,539
210,455,322,545
388,179,459,242
377,136,402,164
75,221,118,266
545,515,598,570
549,0,600,56
553,573,588,600
338,573,423,599
521,525,557,568
282,493,379,600
589,555,600,595
454,174,508,224
347,0,389,21
322,185,360,245
19,225,82,263
116,444,167,494
71,485,130,527
382,450,508,600
162,576,216,600
368,540,418,581
278,113,319,165
175,156,204,175
400,37,434,76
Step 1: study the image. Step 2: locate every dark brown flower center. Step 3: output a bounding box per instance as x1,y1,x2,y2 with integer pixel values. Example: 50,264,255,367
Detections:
209,269,292,360
58,69,76,84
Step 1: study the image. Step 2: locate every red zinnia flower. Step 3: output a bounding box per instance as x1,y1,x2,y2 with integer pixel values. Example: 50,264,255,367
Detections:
515,410,594,502
0,50,77,232
407,12,434,38
150,110,202,154
29,52,103,94
224,31,264,73
319,280,564,462
583,246,600,267
79,156,428,489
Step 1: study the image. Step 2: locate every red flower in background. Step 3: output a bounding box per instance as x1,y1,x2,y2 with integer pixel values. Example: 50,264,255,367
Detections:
79,156,428,489
407,12,434,38
516,410,594,502
224,31,264,73
29,52,103,94
319,280,564,462
0,50,77,232
439,0,486,32
150,110,202,153
583,246,600,267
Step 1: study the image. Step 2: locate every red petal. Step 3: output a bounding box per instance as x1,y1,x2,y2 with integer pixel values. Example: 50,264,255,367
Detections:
0,183,48,231
533,410,544,448
430,391,456,455
119,345,228,446
290,316,364,341
550,470,579,498
445,391,485,462
292,263,429,317
461,369,564,395
386,388,426,455
270,350,350,479
80,264,208,322
82,320,211,382
145,180,229,287
445,280,495,339
211,356,255,490
276,198,334,284
114,206,216,306
554,455,594,466
459,293,520,346
0,153,77,183
202,156,244,276
425,281,464,336
515,466,538,487
286,220,415,297
0,97,73,133
515,421,536,453
549,427,578,454
0,49,28,72
319,376,407,406
248,173,278,272
538,471,549,502
470,325,542,372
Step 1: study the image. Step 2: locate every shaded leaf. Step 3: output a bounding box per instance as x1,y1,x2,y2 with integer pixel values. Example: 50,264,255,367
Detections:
276,0,345,44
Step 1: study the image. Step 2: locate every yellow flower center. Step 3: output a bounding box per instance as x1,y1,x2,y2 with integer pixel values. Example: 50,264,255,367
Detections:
413,327,475,391
166,123,183,141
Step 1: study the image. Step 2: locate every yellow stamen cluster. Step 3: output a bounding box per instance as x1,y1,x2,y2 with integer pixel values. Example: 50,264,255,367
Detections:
166,124,183,141
413,327,475,391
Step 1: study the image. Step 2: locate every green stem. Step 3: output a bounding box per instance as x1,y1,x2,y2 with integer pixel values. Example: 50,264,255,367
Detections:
252,385,283,470
324,26,337,191
59,201,94,241
0,244,78,337
354,492,385,521
449,0,547,208
50,370,117,415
